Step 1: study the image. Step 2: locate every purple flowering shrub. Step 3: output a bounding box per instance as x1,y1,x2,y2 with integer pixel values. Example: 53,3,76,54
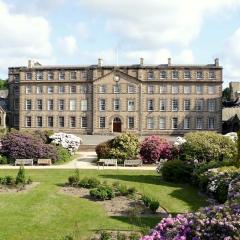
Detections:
0,131,57,162
141,203,240,240
228,175,240,201
140,136,172,164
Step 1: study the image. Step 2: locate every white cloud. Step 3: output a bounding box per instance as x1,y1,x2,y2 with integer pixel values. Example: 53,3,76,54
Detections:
79,0,240,49
221,27,240,86
0,0,52,77
74,48,194,66
58,35,78,56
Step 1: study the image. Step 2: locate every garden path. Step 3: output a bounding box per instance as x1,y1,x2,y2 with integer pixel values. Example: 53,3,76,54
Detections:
0,152,156,170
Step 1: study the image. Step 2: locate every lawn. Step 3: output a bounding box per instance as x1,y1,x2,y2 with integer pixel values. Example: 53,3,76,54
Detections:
0,169,207,240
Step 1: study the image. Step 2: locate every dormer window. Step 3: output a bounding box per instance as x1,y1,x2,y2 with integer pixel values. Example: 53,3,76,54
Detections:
26,72,32,81
196,71,203,79
147,70,154,80
160,71,167,79
209,70,216,79
48,72,54,80
36,71,43,81
59,71,65,80
184,70,191,79
172,70,179,79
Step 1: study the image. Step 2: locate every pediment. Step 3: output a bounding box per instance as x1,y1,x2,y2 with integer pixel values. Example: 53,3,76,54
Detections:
93,69,142,84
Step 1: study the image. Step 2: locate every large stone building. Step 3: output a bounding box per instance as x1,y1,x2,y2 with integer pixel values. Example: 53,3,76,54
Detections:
8,58,222,135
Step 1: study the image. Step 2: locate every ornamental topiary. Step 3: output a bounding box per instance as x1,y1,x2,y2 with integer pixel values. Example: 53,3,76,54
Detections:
140,136,172,164
180,131,236,163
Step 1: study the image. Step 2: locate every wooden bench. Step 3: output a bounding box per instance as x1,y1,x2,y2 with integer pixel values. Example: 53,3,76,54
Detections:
98,159,118,169
15,159,33,166
37,159,52,165
124,159,142,167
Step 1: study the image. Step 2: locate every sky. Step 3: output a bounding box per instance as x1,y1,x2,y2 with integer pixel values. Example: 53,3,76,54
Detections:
1,0,240,87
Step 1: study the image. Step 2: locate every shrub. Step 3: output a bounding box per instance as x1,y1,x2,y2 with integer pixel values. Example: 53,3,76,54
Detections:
149,200,160,213
129,232,141,240
235,130,240,167
95,133,139,161
201,169,239,203
68,169,80,186
15,166,26,185
90,185,115,200
228,175,240,201
161,160,194,183
50,132,82,154
180,131,236,163
0,155,8,164
141,203,240,240
0,131,57,161
32,130,54,144
142,195,151,207
68,176,79,186
79,177,101,189
140,136,172,164
191,160,234,186
1,176,14,185
55,145,72,163
116,232,126,240
99,230,111,240
95,141,112,159
114,183,136,196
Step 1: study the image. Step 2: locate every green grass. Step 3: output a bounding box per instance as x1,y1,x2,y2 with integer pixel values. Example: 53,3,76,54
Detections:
0,169,206,240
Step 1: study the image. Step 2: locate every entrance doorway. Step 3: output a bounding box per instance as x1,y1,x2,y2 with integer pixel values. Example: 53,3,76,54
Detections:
113,117,122,132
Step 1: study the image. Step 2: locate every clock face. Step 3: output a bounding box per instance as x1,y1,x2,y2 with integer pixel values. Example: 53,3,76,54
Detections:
114,75,120,82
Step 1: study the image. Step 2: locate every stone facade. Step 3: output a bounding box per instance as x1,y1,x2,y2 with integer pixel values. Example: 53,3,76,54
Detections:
230,82,240,101
8,58,223,135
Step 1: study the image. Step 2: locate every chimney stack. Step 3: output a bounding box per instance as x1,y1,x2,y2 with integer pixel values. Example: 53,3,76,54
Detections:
215,58,219,67
140,58,144,66
168,58,171,66
98,58,103,67
28,60,33,68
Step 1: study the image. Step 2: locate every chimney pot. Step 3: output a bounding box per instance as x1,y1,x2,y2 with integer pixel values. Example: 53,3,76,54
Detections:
140,58,144,66
215,58,219,66
98,58,103,67
168,58,171,66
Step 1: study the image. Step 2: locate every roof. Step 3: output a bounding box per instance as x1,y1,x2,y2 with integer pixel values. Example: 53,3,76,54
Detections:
9,63,222,70
222,107,240,121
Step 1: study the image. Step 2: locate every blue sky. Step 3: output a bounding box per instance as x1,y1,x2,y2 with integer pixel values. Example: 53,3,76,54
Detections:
1,0,240,87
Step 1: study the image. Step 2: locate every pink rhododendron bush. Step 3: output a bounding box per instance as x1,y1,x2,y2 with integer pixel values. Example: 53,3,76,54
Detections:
141,203,240,240
141,176,240,240
140,136,172,164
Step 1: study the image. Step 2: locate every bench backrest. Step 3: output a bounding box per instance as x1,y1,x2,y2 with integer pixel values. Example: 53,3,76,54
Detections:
15,159,33,164
38,159,51,164
125,160,142,164
104,159,117,164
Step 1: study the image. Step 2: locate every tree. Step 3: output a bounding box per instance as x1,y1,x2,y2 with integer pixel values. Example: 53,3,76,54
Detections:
0,79,8,90
222,87,230,101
